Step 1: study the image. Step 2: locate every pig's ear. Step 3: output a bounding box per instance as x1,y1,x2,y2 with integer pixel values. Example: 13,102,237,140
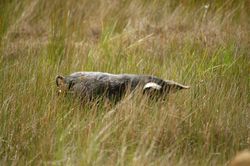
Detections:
56,75,66,87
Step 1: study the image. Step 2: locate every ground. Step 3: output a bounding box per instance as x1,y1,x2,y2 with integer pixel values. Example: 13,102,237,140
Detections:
0,0,249,165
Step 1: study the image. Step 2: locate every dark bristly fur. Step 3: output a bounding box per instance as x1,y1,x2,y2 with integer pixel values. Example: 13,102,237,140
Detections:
56,71,190,102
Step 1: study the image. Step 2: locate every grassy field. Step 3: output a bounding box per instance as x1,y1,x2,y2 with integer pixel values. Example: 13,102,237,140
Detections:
0,0,249,165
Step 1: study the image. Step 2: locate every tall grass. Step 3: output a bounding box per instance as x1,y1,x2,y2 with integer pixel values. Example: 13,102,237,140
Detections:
0,0,249,165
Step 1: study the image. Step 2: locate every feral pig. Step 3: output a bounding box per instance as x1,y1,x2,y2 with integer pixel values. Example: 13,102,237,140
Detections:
56,71,190,102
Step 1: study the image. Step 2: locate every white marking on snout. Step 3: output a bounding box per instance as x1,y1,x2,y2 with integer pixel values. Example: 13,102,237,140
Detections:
143,82,162,90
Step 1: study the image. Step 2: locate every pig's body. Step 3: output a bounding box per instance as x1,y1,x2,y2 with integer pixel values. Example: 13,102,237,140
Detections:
56,71,189,102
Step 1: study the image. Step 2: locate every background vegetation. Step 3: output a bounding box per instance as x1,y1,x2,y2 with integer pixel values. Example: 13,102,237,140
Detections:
0,0,249,165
